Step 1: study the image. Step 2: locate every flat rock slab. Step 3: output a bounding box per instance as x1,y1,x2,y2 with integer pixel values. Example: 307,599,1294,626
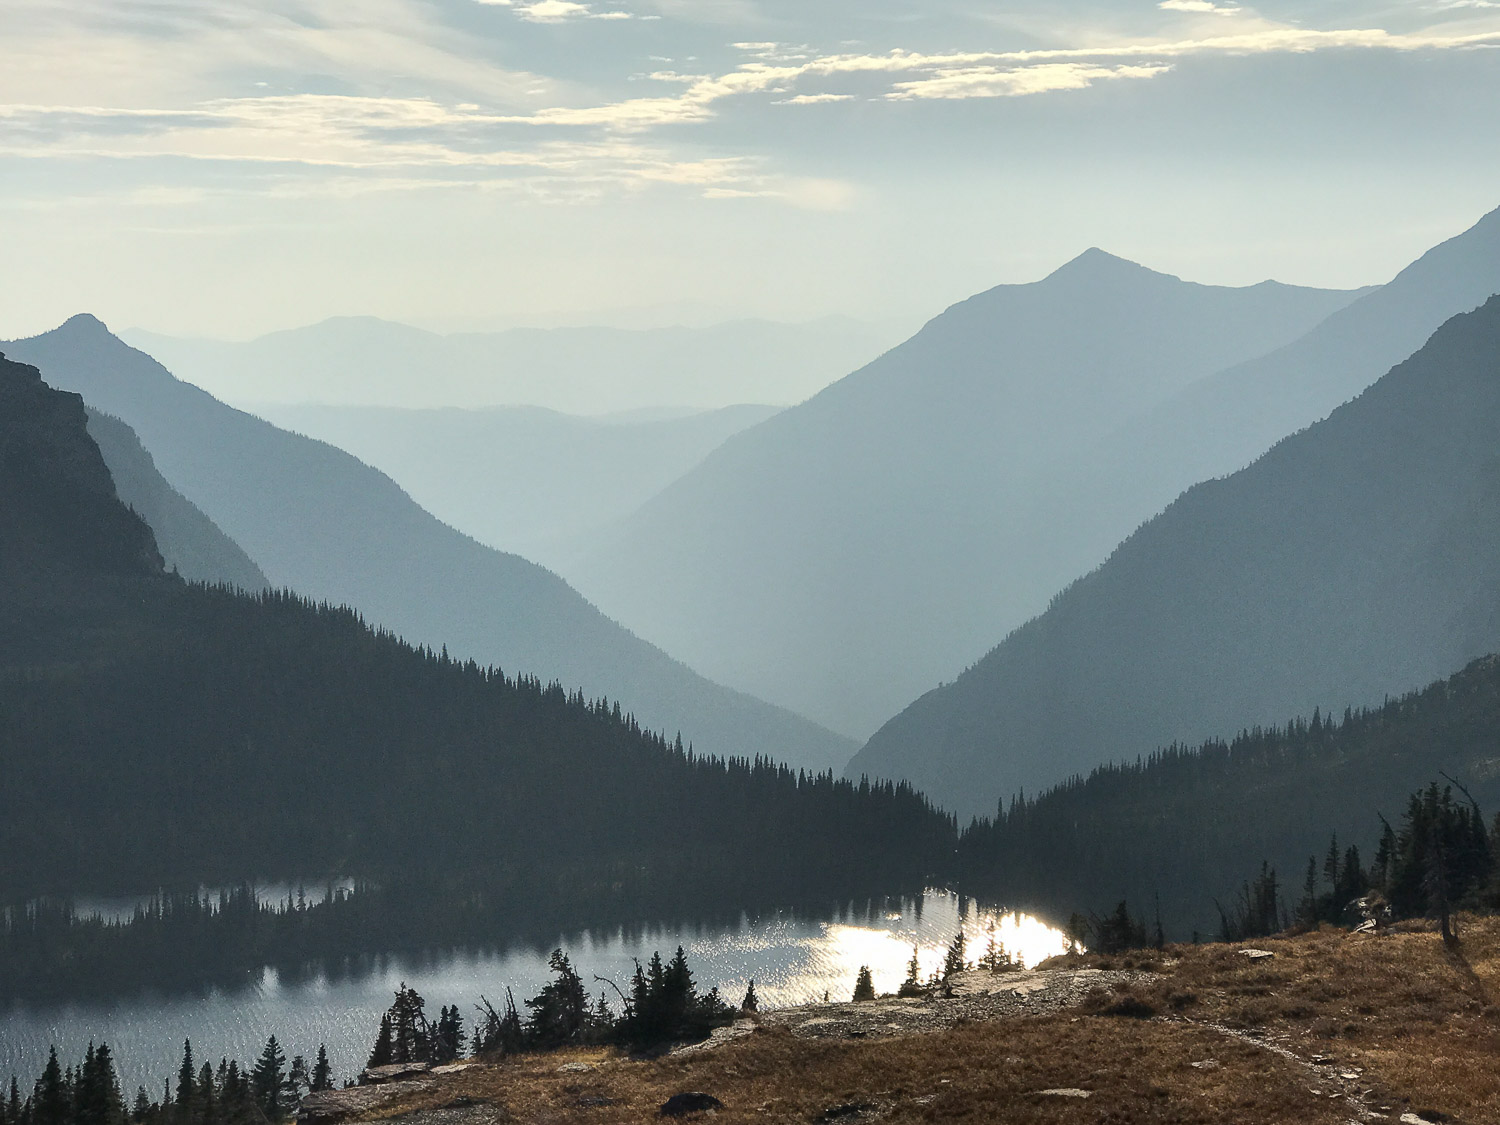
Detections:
298,1082,438,1124
757,968,1148,1042
1036,1089,1092,1099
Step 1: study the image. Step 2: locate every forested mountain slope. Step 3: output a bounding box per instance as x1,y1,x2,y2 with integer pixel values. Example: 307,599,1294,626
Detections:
2,319,855,773
0,353,949,907
257,402,779,569
570,252,1365,737
957,655,1500,938
86,410,268,591
853,296,1500,818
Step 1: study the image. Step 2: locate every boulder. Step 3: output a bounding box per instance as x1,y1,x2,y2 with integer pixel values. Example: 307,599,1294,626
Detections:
659,1092,725,1116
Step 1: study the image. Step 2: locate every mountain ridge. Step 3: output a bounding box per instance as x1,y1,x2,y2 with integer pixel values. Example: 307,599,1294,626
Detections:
849,294,1500,817
3,318,856,774
566,254,1371,737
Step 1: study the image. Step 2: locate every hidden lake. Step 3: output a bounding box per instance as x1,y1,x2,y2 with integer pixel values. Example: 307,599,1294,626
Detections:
0,890,1069,1093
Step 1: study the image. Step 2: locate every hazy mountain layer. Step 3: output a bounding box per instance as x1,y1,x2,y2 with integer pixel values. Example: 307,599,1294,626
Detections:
258,402,779,568
4,319,856,774
85,410,269,591
570,253,1367,737
122,316,898,414
1024,205,1500,594
852,296,1500,818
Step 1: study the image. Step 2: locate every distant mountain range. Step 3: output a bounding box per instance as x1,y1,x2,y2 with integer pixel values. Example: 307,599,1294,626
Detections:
256,402,779,568
3,319,856,774
853,294,1500,818
566,250,1371,737
122,316,900,414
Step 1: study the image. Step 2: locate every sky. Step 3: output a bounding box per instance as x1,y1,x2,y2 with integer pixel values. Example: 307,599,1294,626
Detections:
3,0,1499,340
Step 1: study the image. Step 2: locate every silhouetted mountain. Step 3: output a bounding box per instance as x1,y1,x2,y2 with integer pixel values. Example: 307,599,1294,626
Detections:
122,315,898,413
0,353,161,584
569,253,1367,736
0,354,949,913
853,296,1500,818
257,402,779,568
86,409,269,591
3,317,856,774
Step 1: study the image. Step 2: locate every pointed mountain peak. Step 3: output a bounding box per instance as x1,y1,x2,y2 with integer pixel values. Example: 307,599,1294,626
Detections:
1043,247,1169,285
58,312,113,336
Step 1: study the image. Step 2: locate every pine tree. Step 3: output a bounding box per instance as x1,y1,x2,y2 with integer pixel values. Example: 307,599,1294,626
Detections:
33,1048,67,1125
309,1048,332,1094
852,966,875,1002
192,1066,214,1125
897,946,924,997
366,1015,394,1069
739,981,758,1013
172,1043,194,1125
523,950,589,1048
285,1057,309,1104
941,931,968,980
388,986,430,1064
249,1038,287,1121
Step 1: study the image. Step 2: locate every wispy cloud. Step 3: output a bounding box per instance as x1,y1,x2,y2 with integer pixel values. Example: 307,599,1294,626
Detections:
888,63,1171,101
5,1,1500,212
1158,0,1241,15
475,0,646,21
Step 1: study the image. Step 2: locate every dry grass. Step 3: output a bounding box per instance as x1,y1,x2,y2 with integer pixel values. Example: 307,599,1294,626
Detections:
357,916,1500,1124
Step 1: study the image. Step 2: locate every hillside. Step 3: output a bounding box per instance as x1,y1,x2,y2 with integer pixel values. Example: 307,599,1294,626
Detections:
122,316,896,413
0,353,950,913
256,402,779,568
86,410,268,590
2,319,855,774
852,296,1500,817
569,254,1367,737
957,653,1500,936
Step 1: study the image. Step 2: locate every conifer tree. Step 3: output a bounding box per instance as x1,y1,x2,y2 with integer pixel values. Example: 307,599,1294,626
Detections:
172,1043,194,1125
192,1065,214,1125
309,1048,332,1094
32,1048,66,1125
366,1016,394,1069
739,981,758,1013
852,966,875,1002
249,1038,287,1121
941,931,968,980
524,950,589,1048
897,946,924,997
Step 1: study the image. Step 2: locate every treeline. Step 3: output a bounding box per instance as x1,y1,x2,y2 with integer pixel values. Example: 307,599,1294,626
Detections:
955,655,1500,936
0,1035,328,1125
0,578,953,997
1087,778,1500,950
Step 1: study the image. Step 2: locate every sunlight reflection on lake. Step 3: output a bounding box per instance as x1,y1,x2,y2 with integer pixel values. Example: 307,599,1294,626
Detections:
0,891,1068,1094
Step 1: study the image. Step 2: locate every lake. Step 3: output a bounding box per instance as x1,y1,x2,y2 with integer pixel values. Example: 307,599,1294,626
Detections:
0,891,1068,1094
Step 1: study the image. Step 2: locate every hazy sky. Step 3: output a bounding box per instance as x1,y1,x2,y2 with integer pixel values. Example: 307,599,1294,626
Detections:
3,0,1499,339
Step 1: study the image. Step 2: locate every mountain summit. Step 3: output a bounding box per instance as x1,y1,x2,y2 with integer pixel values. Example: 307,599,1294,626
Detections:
850,294,1500,818
567,253,1367,737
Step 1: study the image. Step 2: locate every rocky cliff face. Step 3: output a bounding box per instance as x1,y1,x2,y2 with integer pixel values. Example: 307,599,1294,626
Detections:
0,352,162,580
